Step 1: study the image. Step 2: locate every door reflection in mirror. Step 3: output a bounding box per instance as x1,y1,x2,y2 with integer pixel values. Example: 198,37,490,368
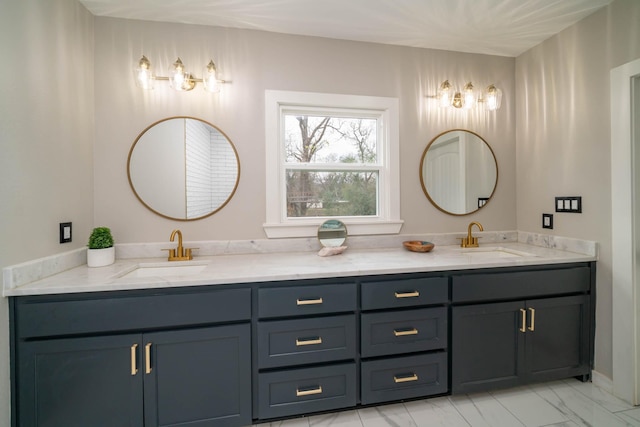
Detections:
419,130,497,215
128,117,240,220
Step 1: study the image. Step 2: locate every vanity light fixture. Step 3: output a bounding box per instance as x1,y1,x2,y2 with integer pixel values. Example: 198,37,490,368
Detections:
429,80,502,111
134,55,229,93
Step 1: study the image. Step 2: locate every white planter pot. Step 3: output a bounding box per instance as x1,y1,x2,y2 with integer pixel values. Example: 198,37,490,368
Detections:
87,247,115,267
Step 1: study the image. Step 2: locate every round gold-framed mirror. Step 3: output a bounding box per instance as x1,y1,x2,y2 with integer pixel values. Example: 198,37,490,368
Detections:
419,129,497,216
127,117,240,221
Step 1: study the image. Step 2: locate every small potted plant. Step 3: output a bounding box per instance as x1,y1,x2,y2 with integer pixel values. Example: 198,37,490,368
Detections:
87,227,115,267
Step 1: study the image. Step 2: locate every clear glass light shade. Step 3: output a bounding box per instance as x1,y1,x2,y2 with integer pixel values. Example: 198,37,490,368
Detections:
437,80,453,108
484,85,502,111
462,82,477,110
134,56,155,90
451,91,464,109
203,60,220,93
169,58,194,91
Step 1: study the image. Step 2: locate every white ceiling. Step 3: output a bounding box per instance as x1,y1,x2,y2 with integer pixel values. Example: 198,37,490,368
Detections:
79,0,613,57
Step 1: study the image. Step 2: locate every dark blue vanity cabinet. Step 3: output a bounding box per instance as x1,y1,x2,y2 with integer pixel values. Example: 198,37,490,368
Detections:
11,288,252,427
10,261,596,427
450,264,594,394
256,282,358,419
360,276,449,404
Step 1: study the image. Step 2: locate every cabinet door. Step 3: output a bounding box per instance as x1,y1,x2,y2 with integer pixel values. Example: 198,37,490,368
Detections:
18,334,143,427
143,324,251,427
525,295,591,382
451,301,525,394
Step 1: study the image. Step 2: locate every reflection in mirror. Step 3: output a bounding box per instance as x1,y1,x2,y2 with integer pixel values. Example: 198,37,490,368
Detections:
419,130,497,215
317,219,348,247
128,117,240,220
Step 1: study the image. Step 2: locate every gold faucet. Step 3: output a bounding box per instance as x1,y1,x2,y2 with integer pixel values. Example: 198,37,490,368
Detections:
460,222,484,248
165,229,194,261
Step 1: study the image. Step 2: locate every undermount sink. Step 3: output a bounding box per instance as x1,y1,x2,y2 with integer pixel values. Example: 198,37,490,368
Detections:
456,247,536,259
118,261,209,279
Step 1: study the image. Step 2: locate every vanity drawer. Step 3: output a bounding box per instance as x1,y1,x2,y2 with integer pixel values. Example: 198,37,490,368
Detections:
258,283,357,318
361,353,448,405
361,307,447,357
361,277,448,310
258,315,356,368
258,363,357,419
452,266,591,303
15,287,251,339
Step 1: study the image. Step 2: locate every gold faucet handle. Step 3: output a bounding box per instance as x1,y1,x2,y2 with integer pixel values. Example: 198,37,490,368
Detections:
459,237,481,248
162,248,177,260
184,248,197,260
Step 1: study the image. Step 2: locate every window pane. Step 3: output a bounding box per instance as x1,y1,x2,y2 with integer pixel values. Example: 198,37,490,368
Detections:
286,170,378,217
284,115,377,164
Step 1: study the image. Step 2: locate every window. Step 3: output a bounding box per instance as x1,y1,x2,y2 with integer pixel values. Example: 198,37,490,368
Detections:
265,90,402,238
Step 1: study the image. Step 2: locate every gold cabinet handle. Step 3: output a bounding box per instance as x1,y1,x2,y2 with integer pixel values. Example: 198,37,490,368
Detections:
296,337,322,346
130,344,138,376
145,343,152,374
296,386,322,397
394,373,418,383
520,308,527,333
394,328,418,337
395,291,420,298
528,307,536,331
296,297,323,306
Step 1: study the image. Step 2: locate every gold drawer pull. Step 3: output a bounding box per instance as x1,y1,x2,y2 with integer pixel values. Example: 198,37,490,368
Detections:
296,337,323,346
130,344,138,376
394,373,418,383
394,328,418,337
296,297,323,306
145,343,152,374
395,291,420,298
528,307,536,331
296,386,323,397
520,308,527,333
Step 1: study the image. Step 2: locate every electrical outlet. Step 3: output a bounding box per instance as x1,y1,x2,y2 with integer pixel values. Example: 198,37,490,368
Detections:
542,213,553,229
555,196,582,213
59,222,72,243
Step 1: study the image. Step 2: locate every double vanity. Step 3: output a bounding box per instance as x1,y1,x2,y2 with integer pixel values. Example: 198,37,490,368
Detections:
6,237,596,427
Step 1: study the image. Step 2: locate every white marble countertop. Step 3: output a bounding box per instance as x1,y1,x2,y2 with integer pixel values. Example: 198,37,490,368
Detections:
4,241,596,296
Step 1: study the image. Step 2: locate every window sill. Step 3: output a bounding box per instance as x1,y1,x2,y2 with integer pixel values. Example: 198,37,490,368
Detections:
263,220,404,239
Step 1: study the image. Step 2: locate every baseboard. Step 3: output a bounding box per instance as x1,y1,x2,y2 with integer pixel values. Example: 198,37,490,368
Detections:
591,370,613,392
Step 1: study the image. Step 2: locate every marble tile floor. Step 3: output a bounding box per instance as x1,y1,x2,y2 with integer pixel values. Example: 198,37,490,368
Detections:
254,379,640,427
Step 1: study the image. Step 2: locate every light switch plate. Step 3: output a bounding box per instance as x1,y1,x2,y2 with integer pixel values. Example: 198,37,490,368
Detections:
59,222,72,243
555,196,582,213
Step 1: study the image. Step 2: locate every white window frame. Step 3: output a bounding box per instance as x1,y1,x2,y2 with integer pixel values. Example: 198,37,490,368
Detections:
264,90,403,238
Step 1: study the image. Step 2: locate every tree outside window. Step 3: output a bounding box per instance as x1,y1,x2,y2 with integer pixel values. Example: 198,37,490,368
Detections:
284,114,379,219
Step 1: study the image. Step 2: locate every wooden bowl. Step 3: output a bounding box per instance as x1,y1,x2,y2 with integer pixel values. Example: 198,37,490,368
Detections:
403,241,435,253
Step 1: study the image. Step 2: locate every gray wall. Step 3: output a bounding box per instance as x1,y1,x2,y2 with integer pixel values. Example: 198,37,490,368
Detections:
92,17,516,242
516,0,640,380
0,1,94,425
